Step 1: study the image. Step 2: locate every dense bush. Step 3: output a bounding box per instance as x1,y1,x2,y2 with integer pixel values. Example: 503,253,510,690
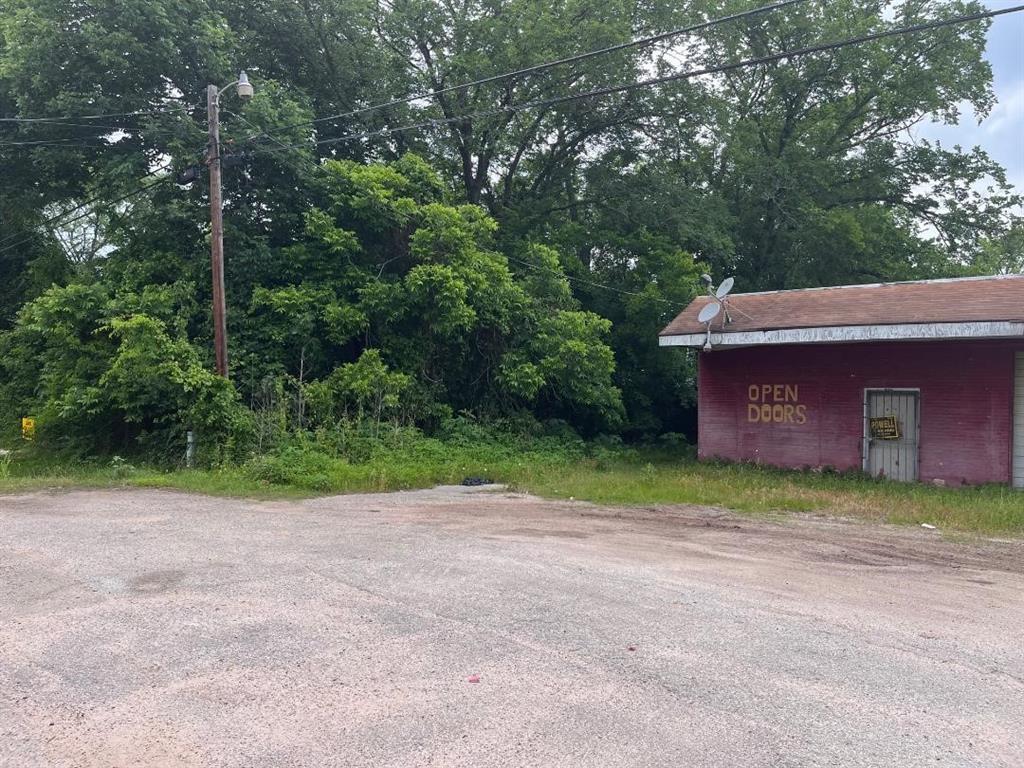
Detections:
0,284,252,461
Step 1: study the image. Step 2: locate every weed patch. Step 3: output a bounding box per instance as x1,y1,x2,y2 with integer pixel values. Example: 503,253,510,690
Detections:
1,436,1020,536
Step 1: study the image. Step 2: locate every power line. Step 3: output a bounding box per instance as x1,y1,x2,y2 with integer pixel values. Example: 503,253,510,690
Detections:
0,169,172,258
246,0,811,143
218,106,663,304
0,175,169,259
222,109,326,178
0,102,202,124
0,102,209,147
0,137,113,147
233,3,1024,305
0,127,208,249
0,162,170,248
253,2,1024,155
0,119,127,131
232,4,1024,306
0,113,209,149
28,100,692,310
504,253,677,304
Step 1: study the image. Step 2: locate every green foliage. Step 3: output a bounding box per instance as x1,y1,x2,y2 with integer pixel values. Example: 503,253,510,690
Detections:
108,455,136,482
236,417,593,493
279,156,625,431
521,453,1024,536
683,0,1019,287
0,283,251,460
305,349,411,433
0,156,624,457
1,0,1021,453
245,445,341,492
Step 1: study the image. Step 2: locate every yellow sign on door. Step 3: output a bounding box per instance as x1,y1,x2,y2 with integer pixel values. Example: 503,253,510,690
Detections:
21,417,35,440
869,416,900,440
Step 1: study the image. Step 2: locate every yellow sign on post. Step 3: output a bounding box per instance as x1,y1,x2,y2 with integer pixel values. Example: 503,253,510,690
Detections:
21,417,35,440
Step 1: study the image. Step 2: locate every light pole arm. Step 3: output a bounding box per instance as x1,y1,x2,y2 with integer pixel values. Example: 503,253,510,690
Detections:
215,80,240,102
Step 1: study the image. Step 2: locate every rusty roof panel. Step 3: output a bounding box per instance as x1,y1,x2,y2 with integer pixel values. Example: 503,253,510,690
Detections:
660,275,1024,336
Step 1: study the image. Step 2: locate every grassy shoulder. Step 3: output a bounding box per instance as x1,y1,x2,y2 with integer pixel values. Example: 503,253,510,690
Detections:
1,440,1021,536
520,458,1024,536
0,431,577,500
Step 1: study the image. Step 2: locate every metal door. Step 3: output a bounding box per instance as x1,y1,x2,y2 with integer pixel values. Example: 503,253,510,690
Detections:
1014,352,1024,489
864,389,919,482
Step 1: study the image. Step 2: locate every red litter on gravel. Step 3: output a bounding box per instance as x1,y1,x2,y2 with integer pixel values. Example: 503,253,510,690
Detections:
467,675,480,683
627,646,636,652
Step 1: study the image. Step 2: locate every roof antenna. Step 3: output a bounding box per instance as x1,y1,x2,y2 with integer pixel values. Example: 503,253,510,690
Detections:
697,302,721,351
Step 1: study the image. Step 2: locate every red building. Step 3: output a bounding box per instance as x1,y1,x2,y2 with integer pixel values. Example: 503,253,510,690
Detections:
660,276,1024,487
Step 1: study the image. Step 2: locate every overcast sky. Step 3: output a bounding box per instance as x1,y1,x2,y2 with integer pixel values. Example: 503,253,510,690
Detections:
913,8,1024,192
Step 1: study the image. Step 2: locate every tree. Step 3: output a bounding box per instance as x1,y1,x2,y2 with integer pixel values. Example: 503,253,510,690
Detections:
289,154,625,429
681,0,1020,288
367,0,688,206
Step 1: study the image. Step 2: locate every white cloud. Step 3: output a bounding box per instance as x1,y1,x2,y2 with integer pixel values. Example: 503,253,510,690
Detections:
984,79,1024,136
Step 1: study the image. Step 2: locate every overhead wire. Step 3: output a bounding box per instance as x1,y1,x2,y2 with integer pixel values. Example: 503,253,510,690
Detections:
245,0,812,142
0,108,209,251
252,3,1024,156
503,253,680,305
0,168,173,258
226,1,815,303
0,119,129,131
0,137,114,147
222,109,321,168
0,161,170,248
0,102,203,124
0,102,215,258
0,101,209,153
6,4,1019,299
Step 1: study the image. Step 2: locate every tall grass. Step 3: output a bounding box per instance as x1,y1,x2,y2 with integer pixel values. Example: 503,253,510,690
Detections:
520,457,1024,536
0,424,585,498
1,433,1020,536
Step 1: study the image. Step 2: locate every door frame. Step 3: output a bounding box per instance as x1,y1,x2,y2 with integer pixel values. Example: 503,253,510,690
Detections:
862,388,921,479
1013,352,1024,489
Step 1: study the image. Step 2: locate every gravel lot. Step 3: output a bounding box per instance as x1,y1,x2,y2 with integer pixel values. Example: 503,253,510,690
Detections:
1,486,1022,767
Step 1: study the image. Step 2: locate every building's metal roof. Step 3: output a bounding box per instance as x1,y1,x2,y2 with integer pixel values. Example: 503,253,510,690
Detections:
662,275,1024,336
659,275,1024,348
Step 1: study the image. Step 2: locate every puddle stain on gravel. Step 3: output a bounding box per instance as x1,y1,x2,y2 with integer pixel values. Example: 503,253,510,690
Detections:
502,527,591,540
130,569,187,594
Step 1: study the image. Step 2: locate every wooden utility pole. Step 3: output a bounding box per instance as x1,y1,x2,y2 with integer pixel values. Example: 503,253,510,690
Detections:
207,84,229,378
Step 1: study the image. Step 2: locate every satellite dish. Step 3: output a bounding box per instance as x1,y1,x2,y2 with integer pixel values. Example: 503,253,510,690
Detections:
697,302,721,323
715,277,735,299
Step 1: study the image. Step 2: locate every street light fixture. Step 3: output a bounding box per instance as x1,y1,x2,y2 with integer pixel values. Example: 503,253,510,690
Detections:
236,71,254,101
206,71,253,378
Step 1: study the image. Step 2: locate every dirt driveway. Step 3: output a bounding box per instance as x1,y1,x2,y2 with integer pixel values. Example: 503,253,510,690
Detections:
1,487,1022,767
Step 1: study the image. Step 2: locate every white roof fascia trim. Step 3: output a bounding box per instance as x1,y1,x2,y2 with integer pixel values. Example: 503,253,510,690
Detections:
658,321,1024,348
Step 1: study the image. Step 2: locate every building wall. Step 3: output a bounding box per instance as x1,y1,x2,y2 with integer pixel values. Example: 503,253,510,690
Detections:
696,340,1023,485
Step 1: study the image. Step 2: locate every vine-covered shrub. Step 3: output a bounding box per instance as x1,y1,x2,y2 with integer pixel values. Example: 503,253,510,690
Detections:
0,283,251,461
